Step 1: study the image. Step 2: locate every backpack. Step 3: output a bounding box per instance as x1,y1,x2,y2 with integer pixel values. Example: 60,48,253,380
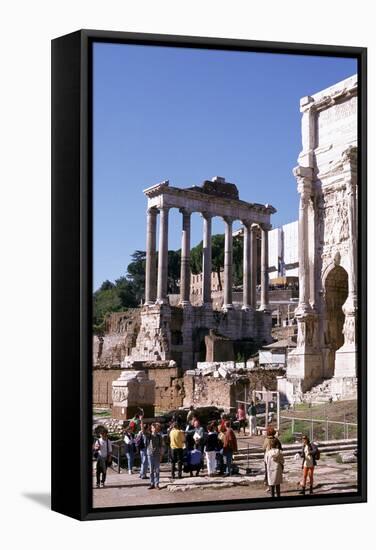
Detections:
311,443,320,461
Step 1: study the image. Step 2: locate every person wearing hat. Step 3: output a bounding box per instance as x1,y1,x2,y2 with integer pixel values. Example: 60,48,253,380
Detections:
262,426,282,489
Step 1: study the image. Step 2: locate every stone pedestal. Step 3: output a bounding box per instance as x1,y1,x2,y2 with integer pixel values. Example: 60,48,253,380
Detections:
286,311,322,395
112,370,155,420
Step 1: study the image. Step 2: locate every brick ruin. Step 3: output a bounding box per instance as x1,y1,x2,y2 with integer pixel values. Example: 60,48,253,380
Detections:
93,307,284,415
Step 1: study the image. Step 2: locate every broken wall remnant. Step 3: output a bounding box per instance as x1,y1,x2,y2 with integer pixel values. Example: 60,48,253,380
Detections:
183,366,284,412
205,330,234,362
93,309,141,368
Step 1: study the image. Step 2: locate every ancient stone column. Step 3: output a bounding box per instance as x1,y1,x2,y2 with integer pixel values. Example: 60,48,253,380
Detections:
179,208,191,306
242,221,252,310
156,206,169,305
250,224,258,308
144,207,158,305
260,223,270,311
295,167,313,314
338,148,358,350
223,216,234,310
202,212,212,306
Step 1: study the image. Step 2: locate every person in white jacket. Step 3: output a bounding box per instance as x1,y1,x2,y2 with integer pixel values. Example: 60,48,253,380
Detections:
265,438,284,498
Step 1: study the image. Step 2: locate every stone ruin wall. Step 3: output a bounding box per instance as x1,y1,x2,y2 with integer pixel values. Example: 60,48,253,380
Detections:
93,309,141,368
93,367,123,408
183,368,285,412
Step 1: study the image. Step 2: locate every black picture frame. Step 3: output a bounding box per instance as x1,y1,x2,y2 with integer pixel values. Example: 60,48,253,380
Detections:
51,29,367,521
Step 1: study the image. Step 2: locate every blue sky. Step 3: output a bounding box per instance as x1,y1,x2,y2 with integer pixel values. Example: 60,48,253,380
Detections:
93,42,357,290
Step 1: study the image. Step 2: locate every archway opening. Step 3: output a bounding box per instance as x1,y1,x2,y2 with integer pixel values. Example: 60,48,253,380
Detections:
324,265,348,377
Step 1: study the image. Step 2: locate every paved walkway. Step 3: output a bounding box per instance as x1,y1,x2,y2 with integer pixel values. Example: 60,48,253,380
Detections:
93,449,357,508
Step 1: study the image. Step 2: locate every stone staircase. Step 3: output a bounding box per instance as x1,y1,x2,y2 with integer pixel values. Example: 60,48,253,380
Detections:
302,378,335,403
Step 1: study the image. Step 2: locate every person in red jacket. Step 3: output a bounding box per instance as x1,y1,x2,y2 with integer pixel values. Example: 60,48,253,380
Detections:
223,421,238,476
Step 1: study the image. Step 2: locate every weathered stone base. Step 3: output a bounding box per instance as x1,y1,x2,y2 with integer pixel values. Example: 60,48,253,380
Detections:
334,346,357,379
286,348,322,396
112,370,155,421
331,376,357,399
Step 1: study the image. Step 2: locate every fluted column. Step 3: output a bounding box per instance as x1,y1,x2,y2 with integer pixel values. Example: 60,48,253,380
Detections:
242,221,252,310
156,206,169,304
260,223,270,311
250,224,258,308
179,208,191,306
339,148,358,350
295,168,312,314
202,212,212,306
223,216,234,310
145,207,158,305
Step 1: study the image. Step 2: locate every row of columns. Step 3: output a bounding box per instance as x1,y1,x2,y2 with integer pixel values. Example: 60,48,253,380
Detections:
144,206,270,310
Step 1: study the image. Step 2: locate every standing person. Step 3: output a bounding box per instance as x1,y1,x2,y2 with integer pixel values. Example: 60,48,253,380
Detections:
94,429,112,488
263,426,282,489
186,405,196,425
236,404,247,435
147,422,164,490
186,418,204,452
265,438,284,498
169,421,185,479
124,425,136,475
204,422,219,477
247,401,257,436
135,422,150,479
299,435,318,495
216,423,226,475
223,421,238,477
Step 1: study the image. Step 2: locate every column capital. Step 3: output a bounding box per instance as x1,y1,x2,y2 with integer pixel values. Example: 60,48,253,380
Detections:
158,205,170,213
179,207,193,217
222,215,235,225
201,211,213,220
241,219,253,229
147,206,158,216
259,222,272,231
294,165,313,194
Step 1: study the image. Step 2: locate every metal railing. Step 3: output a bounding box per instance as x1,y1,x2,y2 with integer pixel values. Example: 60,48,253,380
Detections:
280,415,357,441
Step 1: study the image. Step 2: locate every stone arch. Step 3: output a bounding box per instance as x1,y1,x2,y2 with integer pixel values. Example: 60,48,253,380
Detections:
323,264,348,378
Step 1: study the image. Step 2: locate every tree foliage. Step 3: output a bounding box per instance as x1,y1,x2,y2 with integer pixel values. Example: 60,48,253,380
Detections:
190,233,243,290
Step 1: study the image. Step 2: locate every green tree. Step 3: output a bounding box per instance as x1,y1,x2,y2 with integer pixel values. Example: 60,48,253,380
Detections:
115,276,138,308
93,287,122,332
211,234,225,291
167,250,181,294
126,250,147,303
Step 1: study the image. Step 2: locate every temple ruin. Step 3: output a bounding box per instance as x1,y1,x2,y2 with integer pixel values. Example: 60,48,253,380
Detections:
131,176,276,371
